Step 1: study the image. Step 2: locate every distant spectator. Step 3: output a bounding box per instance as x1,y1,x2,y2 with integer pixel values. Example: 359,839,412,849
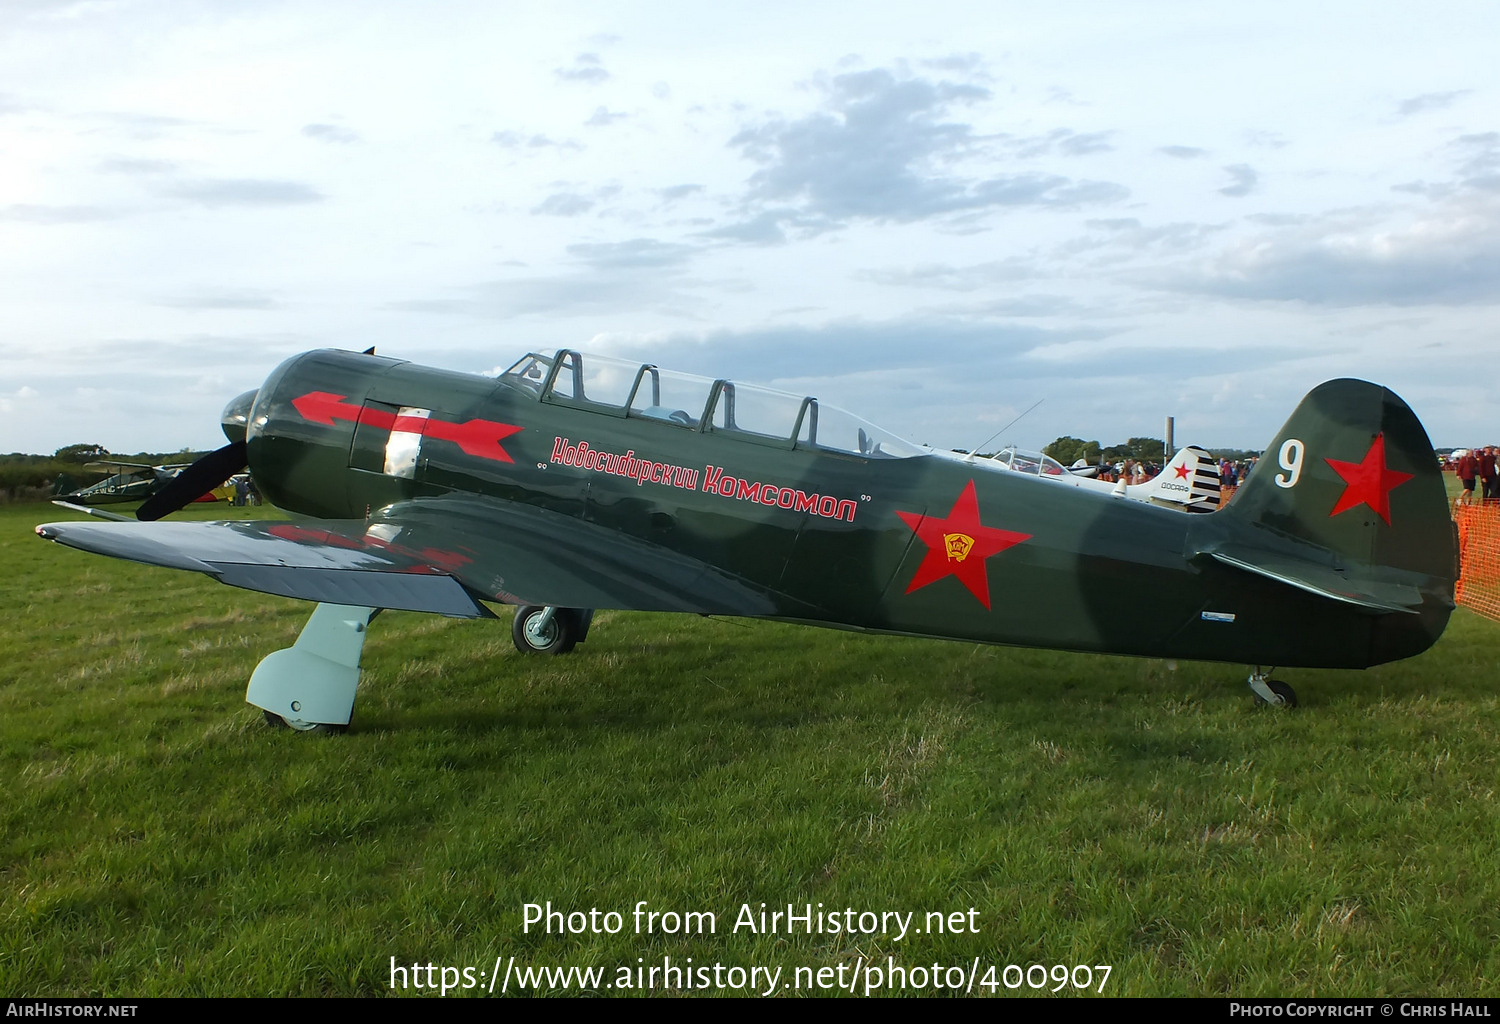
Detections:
1457,450,1479,505
1480,446,1497,502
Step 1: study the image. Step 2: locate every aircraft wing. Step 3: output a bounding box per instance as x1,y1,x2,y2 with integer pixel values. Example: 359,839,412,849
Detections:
35,494,784,618
83,460,153,471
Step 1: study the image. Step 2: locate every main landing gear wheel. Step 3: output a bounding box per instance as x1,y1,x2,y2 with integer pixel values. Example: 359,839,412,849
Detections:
262,710,348,735
1248,670,1298,708
512,605,580,655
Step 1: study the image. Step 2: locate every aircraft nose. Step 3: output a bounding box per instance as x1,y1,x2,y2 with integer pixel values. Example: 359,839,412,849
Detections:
221,389,258,445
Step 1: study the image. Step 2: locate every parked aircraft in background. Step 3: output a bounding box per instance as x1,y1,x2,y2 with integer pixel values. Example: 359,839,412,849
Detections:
968,445,1221,512
53,460,219,506
38,348,1456,730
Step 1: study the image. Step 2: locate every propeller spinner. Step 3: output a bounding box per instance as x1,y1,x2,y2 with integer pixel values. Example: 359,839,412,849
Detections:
133,389,257,522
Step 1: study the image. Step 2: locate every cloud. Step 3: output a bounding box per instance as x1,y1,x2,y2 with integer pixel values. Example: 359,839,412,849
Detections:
1151,129,1500,308
1064,218,1228,256
657,184,704,203
1159,198,1500,306
854,259,1039,291
1450,132,1500,191
385,238,701,318
1243,130,1288,149
0,384,40,416
566,238,697,269
302,123,360,144
962,294,1083,317
1057,131,1114,156
157,179,324,207
0,93,35,115
598,317,1080,383
1392,180,1455,200
1218,164,1258,198
1014,128,1115,158
555,53,609,84
699,209,818,245
920,53,989,75
491,130,582,151
154,289,278,310
1159,145,1207,159
1396,90,1471,117
718,67,1128,240
531,192,594,216
585,106,627,127
0,204,117,223
98,157,176,175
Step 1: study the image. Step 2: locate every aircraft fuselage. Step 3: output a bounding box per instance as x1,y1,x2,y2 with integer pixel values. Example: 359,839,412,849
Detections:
244,349,1451,670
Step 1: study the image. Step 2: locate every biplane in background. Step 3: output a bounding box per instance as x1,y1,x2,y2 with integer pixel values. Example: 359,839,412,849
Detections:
54,460,222,506
38,348,1456,731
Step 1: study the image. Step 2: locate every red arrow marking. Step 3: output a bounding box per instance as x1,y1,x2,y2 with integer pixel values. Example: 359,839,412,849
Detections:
291,392,522,464
421,417,522,462
291,391,362,426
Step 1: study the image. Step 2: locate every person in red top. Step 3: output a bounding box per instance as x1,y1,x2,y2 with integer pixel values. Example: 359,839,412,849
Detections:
1480,446,1498,502
1457,450,1479,505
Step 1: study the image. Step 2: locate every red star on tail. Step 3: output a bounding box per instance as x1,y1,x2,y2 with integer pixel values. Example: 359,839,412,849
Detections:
896,480,1031,609
1325,433,1413,526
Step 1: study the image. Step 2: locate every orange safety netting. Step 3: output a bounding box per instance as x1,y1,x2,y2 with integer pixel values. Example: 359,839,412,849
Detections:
1455,503,1500,621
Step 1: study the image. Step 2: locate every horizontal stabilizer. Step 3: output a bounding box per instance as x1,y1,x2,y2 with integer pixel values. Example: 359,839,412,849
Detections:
1200,545,1431,614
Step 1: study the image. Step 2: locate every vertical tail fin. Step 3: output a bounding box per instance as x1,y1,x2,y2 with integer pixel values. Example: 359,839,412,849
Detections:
1200,376,1458,665
1224,379,1454,582
1145,445,1221,511
1202,379,1456,662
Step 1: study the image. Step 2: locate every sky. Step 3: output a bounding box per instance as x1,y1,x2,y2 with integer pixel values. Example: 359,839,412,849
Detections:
2,0,1498,457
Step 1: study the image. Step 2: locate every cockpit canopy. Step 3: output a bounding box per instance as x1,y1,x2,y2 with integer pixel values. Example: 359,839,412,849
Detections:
986,447,1068,477
499,350,920,459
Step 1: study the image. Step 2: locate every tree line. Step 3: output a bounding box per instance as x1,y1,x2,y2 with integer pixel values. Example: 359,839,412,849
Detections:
1042,436,1262,466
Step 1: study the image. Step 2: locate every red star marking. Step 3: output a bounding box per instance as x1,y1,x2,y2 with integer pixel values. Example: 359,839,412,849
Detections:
1174,463,1191,480
1325,433,1413,526
896,480,1032,610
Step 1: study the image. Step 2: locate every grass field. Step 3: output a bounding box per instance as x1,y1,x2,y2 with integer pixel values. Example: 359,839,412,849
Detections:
1,499,1497,997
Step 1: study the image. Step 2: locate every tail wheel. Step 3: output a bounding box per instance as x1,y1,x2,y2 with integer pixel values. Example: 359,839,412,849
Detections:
1263,679,1298,707
512,605,580,655
1252,679,1298,708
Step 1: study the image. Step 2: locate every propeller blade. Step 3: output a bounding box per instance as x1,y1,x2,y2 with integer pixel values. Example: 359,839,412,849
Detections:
136,441,247,521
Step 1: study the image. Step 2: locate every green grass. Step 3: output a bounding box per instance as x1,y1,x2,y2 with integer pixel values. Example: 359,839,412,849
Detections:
1,500,1497,997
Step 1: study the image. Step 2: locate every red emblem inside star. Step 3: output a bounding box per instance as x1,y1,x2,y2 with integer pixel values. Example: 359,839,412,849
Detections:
896,480,1032,609
1325,433,1413,525
1174,463,1191,480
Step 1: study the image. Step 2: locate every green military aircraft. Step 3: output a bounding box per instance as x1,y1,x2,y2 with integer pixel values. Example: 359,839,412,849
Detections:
36,348,1456,731
55,459,202,505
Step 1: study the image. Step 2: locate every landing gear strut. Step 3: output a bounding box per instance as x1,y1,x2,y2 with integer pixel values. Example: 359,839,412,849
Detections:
1248,668,1297,708
247,603,377,731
